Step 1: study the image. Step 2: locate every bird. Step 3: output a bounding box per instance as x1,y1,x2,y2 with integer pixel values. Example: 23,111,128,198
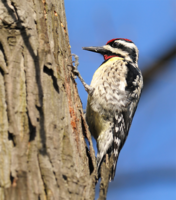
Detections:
72,38,143,181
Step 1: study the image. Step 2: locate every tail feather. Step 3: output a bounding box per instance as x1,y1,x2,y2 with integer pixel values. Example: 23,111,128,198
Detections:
109,112,126,180
109,138,121,181
96,112,127,181
96,126,114,178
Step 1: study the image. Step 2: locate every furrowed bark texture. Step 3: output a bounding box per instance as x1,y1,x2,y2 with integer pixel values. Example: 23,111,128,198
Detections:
0,0,97,199
98,155,115,200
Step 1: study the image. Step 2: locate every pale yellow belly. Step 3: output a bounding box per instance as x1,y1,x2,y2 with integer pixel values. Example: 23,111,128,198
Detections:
86,96,111,140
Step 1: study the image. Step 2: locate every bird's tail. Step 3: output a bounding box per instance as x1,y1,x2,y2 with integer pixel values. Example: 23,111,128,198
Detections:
109,152,119,181
97,146,120,181
109,112,123,181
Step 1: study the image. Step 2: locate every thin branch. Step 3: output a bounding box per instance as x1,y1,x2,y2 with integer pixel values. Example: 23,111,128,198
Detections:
142,45,176,87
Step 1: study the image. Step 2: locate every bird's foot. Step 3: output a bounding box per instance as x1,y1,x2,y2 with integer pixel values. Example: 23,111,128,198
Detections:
71,54,79,79
71,54,94,95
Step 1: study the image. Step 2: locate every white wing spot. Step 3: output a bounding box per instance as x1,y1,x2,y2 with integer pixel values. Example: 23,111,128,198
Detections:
115,127,119,132
118,116,122,123
114,149,118,156
114,137,120,146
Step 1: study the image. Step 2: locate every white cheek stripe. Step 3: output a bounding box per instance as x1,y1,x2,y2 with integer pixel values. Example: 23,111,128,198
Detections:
116,40,139,62
103,45,133,62
103,40,139,63
103,45,129,57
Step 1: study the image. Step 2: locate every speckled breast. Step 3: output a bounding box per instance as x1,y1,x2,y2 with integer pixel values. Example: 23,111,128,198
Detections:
89,57,130,115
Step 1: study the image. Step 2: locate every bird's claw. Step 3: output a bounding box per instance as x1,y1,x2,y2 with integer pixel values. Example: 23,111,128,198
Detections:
71,53,94,96
71,54,80,79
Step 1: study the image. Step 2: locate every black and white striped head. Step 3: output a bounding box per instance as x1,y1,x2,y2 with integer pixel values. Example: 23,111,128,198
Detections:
83,38,139,64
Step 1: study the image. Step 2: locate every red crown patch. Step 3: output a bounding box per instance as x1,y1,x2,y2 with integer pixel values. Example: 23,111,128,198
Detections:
106,38,132,44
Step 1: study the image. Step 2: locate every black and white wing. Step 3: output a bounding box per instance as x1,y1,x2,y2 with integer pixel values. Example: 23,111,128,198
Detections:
111,62,143,180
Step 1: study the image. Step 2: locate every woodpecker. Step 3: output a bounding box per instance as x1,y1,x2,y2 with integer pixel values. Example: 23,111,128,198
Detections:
72,38,143,181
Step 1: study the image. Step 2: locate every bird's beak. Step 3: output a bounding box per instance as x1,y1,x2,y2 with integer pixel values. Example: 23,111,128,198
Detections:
82,46,109,55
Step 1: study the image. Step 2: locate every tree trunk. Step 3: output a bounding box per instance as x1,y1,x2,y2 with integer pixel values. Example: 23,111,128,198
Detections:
0,0,97,199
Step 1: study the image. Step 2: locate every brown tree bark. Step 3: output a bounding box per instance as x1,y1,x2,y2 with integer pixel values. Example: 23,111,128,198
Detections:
0,0,97,199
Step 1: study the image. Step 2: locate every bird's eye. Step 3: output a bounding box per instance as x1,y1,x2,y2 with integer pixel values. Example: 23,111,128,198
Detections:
112,42,123,49
112,42,118,48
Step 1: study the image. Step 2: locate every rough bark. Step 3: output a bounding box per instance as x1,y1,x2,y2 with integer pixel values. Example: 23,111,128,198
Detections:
0,0,97,199
98,155,115,200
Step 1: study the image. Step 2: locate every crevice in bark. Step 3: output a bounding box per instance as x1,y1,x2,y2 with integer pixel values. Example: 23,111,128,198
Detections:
81,114,95,175
62,175,67,181
43,65,60,93
8,132,13,141
0,43,8,73
0,32,10,69
3,0,18,22
11,2,20,23
10,174,14,185
28,113,36,142
37,153,48,198
8,132,16,148
86,146,94,175
0,67,4,77
36,106,47,155
81,112,97,176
